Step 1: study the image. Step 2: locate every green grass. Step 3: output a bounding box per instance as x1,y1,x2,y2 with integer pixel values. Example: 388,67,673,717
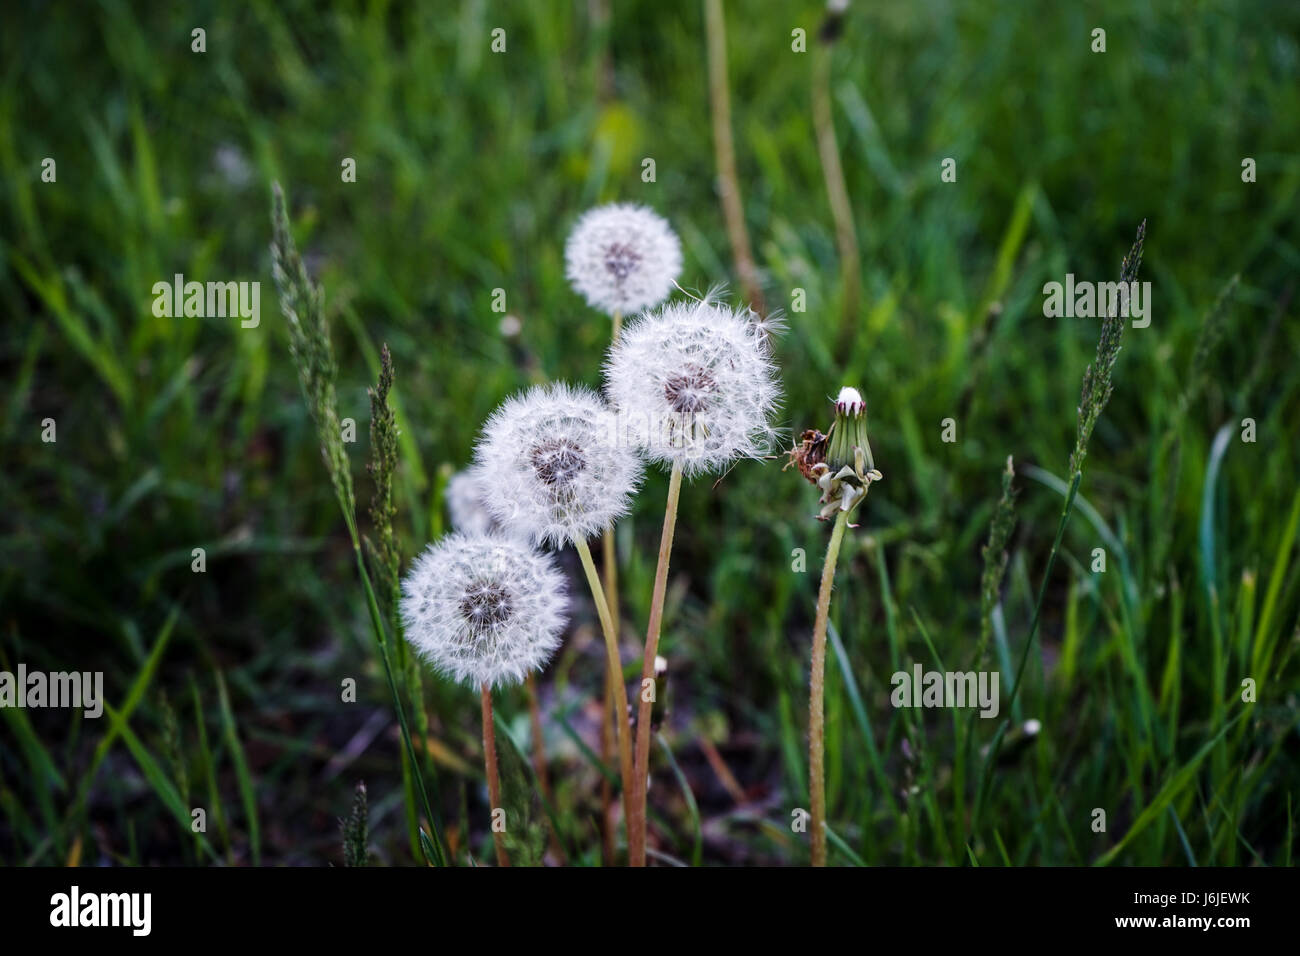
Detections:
2,0,1298,866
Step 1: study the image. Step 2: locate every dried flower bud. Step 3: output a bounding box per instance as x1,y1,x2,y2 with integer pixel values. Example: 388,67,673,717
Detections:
789,386,883,520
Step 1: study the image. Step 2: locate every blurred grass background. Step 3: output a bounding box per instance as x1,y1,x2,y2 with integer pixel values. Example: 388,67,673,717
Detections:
2,0,1298,865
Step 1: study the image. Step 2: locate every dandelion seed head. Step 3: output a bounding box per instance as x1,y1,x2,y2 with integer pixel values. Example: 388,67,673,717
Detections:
604,299,782,477
471,382,644,547
565,203,682,315
400,533,567,690
445,469,495,536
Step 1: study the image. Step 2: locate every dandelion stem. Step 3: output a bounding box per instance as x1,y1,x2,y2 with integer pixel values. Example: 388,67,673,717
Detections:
810,509,850,866
574,536,635,846
599,668,616,865
480,683,510,867
599,307,624,863
629,459,684,867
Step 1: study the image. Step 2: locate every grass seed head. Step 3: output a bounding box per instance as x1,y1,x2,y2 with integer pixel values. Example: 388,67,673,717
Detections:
269,182,355,518
1069,219,1146,476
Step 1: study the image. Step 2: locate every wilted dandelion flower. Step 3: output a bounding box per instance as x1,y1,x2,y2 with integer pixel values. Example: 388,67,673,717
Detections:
445,469,495,536
471,382,643,547
564,203,682,316
604,298,782,477
400,532,567,690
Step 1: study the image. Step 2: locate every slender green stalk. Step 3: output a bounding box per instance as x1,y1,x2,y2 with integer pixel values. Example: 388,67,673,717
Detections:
810,510,850,866
811,20,860,352
629,460,684,866
272,183,447,865
480,683,510,867
970,471,1078,836
574,536,635,845
704,0,765,314
353,545,447,866
342,781,368,867
972,223,1145,842
525,672,565,863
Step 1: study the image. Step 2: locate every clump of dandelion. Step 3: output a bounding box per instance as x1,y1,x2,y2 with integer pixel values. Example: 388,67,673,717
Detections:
565,202,682,322
605,294,783,866
401,532,567,866
565,202,680,851
470,381,644,846
786,386,883,866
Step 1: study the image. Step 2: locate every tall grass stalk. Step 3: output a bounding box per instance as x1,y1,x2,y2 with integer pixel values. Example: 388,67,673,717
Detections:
270,183,446,866
973,221,1146,836
629,459,685,867
525,672,564,863
704,0,765,314
811,5,860,351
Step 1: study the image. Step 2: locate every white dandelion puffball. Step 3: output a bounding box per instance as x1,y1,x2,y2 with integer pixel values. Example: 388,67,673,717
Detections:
445,469,494,536
604,299,782,476
564,203,682,315
471,382,644,547
400,533,567,690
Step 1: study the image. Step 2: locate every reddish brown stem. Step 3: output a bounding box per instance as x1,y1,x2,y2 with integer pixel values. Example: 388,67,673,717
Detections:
481,683,510,867
629,461,684,866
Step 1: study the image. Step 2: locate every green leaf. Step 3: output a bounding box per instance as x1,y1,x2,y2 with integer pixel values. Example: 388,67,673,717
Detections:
493,717,548,867
215,670,261,866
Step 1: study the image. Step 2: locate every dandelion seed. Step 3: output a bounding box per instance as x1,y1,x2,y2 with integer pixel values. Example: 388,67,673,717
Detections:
400,532,567,691
565,203,683,316
471,382,644,547
604,299,782,477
